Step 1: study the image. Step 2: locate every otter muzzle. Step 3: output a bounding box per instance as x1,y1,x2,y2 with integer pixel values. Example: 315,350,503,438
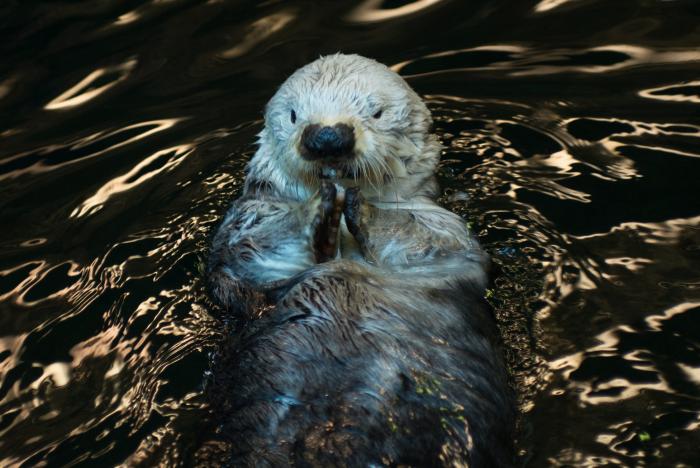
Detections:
300,123,355,160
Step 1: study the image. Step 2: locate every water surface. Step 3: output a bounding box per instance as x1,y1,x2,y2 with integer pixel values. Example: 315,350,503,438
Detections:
1,0,699,465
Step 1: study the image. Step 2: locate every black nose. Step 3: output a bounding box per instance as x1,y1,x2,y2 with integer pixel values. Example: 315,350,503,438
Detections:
300,123,355,160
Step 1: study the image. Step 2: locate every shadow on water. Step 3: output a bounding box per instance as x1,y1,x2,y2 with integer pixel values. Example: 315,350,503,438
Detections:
0,0,698,465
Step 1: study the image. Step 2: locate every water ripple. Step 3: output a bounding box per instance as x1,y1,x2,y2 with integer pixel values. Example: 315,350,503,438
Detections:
0,119,181,180
45,59,137,111
395,44,700,78
71,144,194,218
639,80,700,104
348,0,447,23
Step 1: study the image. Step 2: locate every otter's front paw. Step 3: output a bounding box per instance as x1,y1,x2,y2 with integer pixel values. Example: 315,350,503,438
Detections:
343,187,372,250
310,181,344,263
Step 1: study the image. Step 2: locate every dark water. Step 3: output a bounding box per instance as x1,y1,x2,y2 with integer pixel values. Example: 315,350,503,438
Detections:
1,0,699,465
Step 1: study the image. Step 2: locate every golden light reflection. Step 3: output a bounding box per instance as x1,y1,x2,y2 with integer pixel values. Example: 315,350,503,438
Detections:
393,44,700,78
69,119,180,157
677,363,700,387
202,172,237,191
0,256,210,464
104,0,182,29
45,58,137,110
0,119,181,181
567,216,700,299
220,10,296,59
532,149,579,173
114,10,141,26
547,449,625,467
131,297,161,323
639,80,700,104
16,261,83,307
0,334,27,382
566,116,700,176
550,301,700,406
623,142,700,159
534,0,581,13
30,362,71,389
0,261,45,302
391,45,525,75
348,0,446,23
604,256,653,272
645,301,700,331
70,325,121,368
512,45,700,77
0,328,129,440
71,144,194,218
620,215,700,245
0,76,15,100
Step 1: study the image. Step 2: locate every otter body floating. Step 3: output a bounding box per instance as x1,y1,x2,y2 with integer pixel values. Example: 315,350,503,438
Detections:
207,54,515,466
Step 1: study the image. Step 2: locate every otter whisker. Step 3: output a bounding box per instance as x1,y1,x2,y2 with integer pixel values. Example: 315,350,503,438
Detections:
369,154,391,195
377,155,395,183
365,158,381,195
359,158,370,188
371,159,384,194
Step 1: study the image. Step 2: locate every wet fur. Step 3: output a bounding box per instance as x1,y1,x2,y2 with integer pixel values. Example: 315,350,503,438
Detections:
207,54,514,466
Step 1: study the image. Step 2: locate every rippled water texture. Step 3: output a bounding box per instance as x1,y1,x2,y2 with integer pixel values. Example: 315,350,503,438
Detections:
1,0,699,466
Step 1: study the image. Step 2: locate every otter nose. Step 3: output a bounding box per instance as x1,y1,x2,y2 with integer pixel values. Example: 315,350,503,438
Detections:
301,123,355,160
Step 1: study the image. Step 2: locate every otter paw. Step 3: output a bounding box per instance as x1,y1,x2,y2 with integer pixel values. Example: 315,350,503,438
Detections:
343,187,371,249
311,180,344,263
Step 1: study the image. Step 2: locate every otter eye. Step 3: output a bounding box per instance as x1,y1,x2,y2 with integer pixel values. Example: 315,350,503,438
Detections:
291,109,297,124
373,109,383,119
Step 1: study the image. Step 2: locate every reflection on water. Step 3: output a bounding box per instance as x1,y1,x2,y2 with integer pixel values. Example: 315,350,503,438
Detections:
640,80,700,104
45,59,138,111
219,10,297,59
533,0,578,14
72,144,194,218
394,44,700,77
0,119,181,180
0,0,699,466
348,0,447,22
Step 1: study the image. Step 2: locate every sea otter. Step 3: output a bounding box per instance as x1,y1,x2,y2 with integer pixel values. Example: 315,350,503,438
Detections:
206,54,514,466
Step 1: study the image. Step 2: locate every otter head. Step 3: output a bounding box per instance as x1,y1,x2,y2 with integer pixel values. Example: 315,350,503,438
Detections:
248,54,441,201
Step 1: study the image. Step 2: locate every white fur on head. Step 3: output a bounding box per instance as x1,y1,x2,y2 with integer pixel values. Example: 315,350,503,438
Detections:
246,54,441,201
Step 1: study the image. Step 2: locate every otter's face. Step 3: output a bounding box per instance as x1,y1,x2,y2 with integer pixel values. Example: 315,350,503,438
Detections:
256,54,440,198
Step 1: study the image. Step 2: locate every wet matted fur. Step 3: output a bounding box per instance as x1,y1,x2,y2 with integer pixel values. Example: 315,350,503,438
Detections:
207,54,515,466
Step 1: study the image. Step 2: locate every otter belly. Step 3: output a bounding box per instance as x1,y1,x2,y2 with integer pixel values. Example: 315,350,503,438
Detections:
208,261,514,467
